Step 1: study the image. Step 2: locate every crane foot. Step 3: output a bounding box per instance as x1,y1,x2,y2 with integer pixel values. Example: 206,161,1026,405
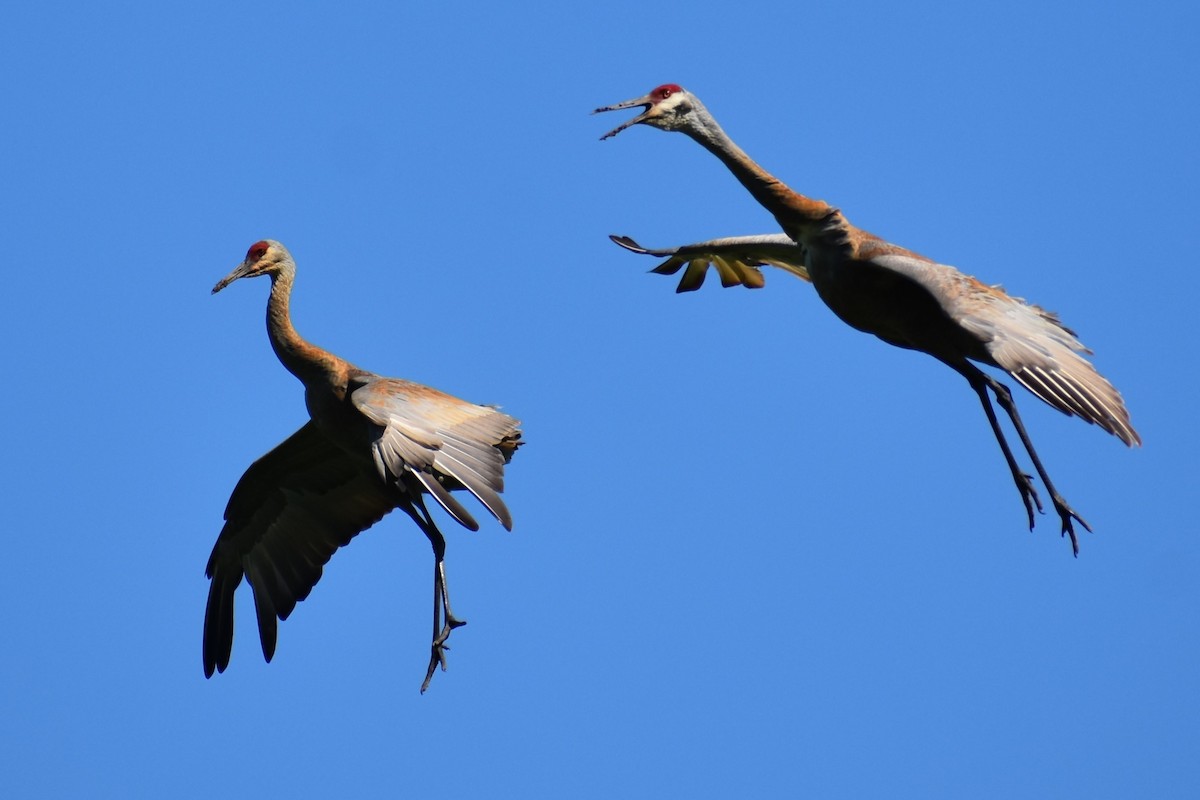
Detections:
435,613,467,648
420,614,467,694
1051,495,1091,557
1011,470,1043,530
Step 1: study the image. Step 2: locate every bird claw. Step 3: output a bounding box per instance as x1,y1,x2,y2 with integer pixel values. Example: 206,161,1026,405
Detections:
1052,496,1091,557
420,615,468,694
421,644,447,694
1009,466,1090,557
433,615,467,648
1014,471,1043,530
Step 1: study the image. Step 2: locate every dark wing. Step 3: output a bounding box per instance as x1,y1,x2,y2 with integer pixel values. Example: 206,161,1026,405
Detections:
352,377,522,533
609,233,809,292
203,421,398,677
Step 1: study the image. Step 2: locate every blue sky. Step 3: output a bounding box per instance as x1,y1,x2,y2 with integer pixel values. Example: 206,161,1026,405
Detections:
2,1,1197,797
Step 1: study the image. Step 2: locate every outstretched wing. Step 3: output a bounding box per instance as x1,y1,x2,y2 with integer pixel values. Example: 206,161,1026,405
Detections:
351,376,522,533
203,421,397,677
609,233,810,292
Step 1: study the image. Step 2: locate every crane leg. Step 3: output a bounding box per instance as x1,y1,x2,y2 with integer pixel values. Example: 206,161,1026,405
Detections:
981,372,1090,555
959,365,1042,528
958,363,1089,555
403,495,467,693
424,533,467,693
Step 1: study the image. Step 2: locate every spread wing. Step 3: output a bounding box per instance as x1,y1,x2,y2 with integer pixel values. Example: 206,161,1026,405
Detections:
871,253,1140,447
203,421,398,677
609,233,810,292
351,376,522,534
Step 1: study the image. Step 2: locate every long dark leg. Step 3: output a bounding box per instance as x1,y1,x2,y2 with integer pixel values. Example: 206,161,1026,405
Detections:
952,362,1088,555
979,371,1090,555
401,494,467,693
953,363,1042,528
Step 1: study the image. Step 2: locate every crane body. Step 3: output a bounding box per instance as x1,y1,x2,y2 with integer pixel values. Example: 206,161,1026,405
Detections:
597,85,1138,553
206,240,521,691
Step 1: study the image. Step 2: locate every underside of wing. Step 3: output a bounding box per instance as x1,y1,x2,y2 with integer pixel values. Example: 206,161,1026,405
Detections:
351,378,523,533
203,421,398,677
610,233,810,292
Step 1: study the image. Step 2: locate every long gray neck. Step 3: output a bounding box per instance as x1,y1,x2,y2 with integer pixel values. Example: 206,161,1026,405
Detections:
682,102,835,237
264,265,342,385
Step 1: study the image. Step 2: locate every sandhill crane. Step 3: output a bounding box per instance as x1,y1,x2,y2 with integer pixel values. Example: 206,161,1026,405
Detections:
596,85,1139,554
207,240,521,691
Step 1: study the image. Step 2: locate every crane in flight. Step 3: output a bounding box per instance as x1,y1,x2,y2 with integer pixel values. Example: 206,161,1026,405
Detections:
596,85,1138,554
207,240,522,691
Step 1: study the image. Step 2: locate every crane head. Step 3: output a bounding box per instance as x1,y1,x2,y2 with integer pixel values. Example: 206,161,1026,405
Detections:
593,84,696,140
213,240,292,294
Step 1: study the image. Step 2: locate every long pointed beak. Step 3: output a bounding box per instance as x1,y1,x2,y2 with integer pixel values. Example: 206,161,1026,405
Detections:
593,94,654,140
212,260,254,294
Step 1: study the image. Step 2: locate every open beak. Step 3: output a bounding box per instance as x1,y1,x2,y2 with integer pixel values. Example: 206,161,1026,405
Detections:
212,259,255,294
593,93,655,140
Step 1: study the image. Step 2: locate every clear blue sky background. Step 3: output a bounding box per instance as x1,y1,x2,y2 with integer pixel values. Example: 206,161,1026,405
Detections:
2,2,1196,797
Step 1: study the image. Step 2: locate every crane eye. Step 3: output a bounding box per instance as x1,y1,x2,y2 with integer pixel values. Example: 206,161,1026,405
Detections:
651,84,683,101
247,242,269,261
